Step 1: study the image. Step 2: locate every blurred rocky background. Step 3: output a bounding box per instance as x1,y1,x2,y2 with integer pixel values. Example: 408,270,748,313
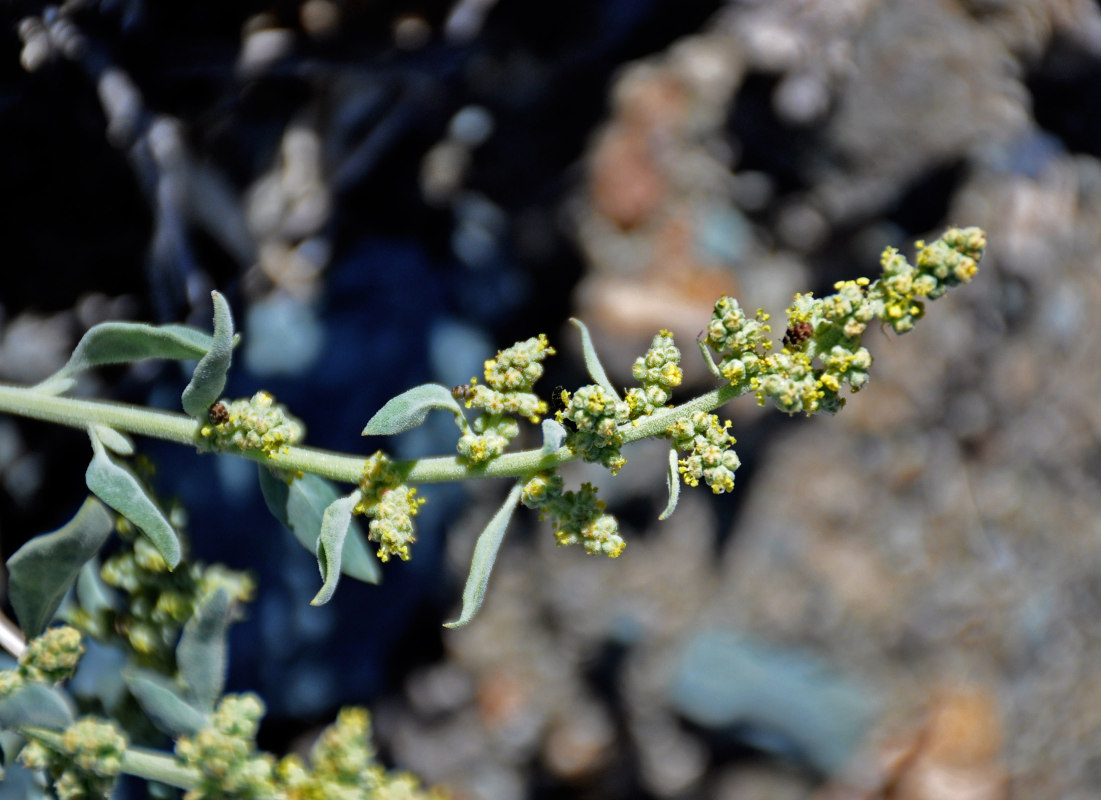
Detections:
3,0,1101,798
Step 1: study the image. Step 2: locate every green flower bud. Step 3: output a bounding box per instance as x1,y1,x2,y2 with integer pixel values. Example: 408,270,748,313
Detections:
20,625,85,682
198,391,304,456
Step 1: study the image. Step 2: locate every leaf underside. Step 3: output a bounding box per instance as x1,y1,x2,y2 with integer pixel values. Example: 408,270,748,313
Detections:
181,291,234,418
363,383,467,436
258,468,381,585
444,481,523,629
176,589,229,713
6,497,114,638
85,434,181,568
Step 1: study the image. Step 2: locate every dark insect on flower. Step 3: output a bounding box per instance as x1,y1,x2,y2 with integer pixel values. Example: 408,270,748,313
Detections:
208,401,229,425
783,321,814,348
452,384,475,401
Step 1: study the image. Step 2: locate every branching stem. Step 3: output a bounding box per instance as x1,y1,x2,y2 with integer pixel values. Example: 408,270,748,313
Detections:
0,382,743,487
22,728,201,790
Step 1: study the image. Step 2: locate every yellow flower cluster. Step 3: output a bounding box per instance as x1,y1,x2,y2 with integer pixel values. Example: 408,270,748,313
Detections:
626,330,683,418
455,334,556,463
199,391,305,456
520,472,626,557
356,452,425,562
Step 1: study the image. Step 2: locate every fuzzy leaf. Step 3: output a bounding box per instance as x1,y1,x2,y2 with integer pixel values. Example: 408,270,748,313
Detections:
6,498,114,638
444,481,523,629
181,291,234,418
659,446,682,521
541,419,568,455
362,383,467,436
697,335,722,379
91,425,134,456
75,560,118,618
125,670,207,737
85,431,180,569
45,322,215,387
176,590,229,712
0,685,73,732
569,318,621,401
311,492,361,606
258,468,381,585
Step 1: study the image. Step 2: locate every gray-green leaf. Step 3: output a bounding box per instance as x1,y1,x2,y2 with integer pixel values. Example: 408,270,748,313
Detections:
659,446,681,521
91,425,134,456
75,560,118,618
541,419,567,455
124,670,207,737
258,468,381,585
44,322,215,388
444,481,522,629
311,492,361,606
181,291,234,418
362,383,468,436
176,590,229,712
569,318,620,401
85,431,180,569
697,335,722,379
0,685,74,732
6,498,114,638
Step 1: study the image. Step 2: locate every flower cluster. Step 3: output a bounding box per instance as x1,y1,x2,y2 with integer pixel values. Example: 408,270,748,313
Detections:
276,708,442,800
666,411,741,494
625,330,683,418
198,391,305,456
560,385,631,474
175,694,276,800
84,515,254,669
0,625,85,701
455,334,555,463
521,472,626,557
704,297,773,388
356,451,425,562
19,624,85,683
20,717,128,800
747,226,987,415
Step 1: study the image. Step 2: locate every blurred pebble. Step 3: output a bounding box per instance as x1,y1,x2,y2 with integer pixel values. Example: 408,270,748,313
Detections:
393,15,431,50
244,292,324,376
428,317,492,387
542,702,615,780
238,26,295,78
670,630,876,774
449,106,495,147
300,0,339,39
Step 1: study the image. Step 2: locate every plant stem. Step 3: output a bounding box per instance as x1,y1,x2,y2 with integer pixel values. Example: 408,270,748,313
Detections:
22,728,201,790
0,381,743,488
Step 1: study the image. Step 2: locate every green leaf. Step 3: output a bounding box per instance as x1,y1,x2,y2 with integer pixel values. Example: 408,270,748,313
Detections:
124,670,207,737
311,492,362,606
6,498,114,638
91,425,134,456
0,685,73,732
181,291,234,418
85,430,180,569
43,322,216,389
697,335,722,379
176,590,228,712
569,318,621,401
75,560,119,618
659,446,681,521
444,481,523,629
541,419,567,455
362,383,467,436
258,468,381,585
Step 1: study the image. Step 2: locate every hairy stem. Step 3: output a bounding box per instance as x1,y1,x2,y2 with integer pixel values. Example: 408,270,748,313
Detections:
22,728,201,790
0,381,743,487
